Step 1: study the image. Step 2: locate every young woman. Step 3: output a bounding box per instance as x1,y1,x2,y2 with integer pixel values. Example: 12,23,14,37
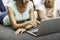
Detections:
32,0,45,20
32,0,60,20
32,0,57,20
0,0,39,34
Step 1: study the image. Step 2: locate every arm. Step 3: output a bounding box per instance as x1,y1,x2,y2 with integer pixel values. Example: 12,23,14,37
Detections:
29,7,35,20
15,8,40,34
29,7,40,26
18,7,35,27
15,8,37,34
32,0,45,20
37,10,45,20
17,7,37,27
7,7,18,29
17,7,37,28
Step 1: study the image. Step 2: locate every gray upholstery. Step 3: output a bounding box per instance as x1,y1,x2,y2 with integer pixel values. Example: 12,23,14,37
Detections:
0,24,60,40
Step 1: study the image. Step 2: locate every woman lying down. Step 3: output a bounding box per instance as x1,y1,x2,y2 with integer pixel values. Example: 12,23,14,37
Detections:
0,0,40,34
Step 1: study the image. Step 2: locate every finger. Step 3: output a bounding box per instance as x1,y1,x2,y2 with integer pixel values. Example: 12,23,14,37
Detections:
47,15,52,18
36,20,40,24
15,29,21,34
20,29,26,34
30,23,36,27
33,21,37,25
20,31,25,34
34,22,37,26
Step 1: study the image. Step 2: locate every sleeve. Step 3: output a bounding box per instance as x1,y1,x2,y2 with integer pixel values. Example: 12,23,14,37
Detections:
33,0,42,5
35,4,45,11
33,0,45,11
6,1,14,8
29,1,33,10
7,3,12,8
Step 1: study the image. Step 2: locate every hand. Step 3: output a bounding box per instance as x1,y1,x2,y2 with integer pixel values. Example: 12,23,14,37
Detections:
34,20,40,24
15,28,26,35
46,13,54,18
29,20,40,27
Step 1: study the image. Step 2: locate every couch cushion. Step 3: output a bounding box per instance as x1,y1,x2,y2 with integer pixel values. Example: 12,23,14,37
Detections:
0,24,60,40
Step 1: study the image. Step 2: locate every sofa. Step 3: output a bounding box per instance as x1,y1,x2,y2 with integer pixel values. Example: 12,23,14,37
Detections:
0,24,60,40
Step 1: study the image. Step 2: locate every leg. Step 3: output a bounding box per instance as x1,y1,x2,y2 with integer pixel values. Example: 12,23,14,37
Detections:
0,11,7,24
0,0,6,12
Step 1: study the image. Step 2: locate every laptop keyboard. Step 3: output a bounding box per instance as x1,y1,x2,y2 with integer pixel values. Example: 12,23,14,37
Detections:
26,28,38,36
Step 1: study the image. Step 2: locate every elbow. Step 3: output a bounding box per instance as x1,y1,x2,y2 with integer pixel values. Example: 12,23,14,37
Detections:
12,24,18,29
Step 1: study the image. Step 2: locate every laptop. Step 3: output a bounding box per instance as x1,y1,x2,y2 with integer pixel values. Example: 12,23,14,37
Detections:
26,17,60,36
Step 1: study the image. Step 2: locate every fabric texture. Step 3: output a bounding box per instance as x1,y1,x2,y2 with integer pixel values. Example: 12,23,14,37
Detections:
0,11,7,24
0,0,6,12
0,24,60,40
2,0,13,6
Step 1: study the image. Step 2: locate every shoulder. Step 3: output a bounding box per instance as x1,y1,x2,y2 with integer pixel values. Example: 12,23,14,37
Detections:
7,1,15,7
29,1,33,4
27,1,33,9
28,1,33,6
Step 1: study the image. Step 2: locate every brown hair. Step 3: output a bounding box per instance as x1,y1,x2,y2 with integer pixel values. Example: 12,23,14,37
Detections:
44,0,55,8
15,0,24,6
20,0,24,6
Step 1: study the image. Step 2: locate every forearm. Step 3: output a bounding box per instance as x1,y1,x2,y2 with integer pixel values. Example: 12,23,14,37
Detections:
16,22,29,27
30,7,35,20
37,10,45,20
13,21,32,29
25,24,33,29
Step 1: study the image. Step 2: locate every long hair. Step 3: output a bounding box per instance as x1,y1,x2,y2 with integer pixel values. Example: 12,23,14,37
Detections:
14,0,24,6
20,0,24,6
14,0,23,5
44,0,54,8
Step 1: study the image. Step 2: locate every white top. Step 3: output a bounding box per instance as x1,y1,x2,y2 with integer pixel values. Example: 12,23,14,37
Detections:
2,0,13,6
33,0,45,5
3,1,34,25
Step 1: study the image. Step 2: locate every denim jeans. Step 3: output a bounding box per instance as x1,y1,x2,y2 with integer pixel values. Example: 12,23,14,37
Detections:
0,11,7,24
0,0,6,12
